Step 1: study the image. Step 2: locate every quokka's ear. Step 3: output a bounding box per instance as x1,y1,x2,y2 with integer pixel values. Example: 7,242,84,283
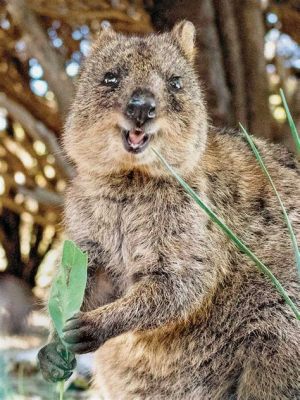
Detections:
172,20,196,62
93,22,117,45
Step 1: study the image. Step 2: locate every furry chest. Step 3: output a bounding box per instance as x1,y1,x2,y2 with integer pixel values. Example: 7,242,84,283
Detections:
91,197,162,274
90,192,204,280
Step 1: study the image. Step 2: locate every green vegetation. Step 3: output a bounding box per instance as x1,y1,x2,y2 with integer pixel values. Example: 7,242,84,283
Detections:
240,123,300,279
48,240,88,399
280,89,300,154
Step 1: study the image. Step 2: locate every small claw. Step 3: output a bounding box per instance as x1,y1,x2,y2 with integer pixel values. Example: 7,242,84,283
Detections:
66,312,81,322
67,341,97,354
63,317,83,332
64,326,93,343
63,330,81,344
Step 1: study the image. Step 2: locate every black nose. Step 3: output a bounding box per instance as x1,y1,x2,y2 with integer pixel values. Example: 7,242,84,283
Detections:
126,90,156,126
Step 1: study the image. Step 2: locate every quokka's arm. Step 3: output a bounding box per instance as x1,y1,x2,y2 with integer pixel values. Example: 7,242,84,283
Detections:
62,265,215,354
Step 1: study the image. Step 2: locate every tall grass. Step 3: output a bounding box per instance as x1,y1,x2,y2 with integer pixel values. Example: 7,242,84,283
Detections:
240,123,300,279
152,91,300,320
280,89,300,154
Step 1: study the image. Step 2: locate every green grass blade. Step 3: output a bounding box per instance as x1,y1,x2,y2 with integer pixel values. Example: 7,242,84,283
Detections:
152,147,300,320
280,88,300,154
240,123,300,280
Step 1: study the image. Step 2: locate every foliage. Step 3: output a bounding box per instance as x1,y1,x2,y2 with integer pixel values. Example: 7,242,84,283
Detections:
48,240,88,397
48,240,88,340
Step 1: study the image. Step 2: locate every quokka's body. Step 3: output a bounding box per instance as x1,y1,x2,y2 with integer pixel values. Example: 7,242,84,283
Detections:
39,21,300,399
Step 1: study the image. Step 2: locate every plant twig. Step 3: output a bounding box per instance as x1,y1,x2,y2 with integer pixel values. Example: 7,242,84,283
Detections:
8,0,74,116
18,186,63,207
0,93,74,180
59,380,64,400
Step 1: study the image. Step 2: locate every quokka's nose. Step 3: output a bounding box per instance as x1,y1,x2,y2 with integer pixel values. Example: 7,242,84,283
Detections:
126,90,156,126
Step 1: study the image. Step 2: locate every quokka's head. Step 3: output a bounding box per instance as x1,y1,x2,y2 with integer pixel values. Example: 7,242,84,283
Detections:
64,21,208,177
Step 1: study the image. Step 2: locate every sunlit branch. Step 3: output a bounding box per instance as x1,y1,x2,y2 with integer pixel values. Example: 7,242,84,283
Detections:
8,0,74,116
0,93,75,180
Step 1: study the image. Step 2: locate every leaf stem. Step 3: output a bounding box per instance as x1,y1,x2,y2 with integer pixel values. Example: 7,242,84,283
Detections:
59,380,64,400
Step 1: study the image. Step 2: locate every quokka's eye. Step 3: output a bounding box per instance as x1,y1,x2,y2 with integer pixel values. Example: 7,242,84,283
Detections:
168,76,183,91
102,72,119,87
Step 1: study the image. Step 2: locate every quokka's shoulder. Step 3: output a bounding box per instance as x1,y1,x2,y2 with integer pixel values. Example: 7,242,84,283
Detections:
205,127,299,176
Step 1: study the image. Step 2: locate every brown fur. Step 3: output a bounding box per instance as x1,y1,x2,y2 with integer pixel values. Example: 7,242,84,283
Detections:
60,22,300,399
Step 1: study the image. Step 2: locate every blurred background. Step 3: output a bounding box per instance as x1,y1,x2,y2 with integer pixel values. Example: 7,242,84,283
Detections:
0,0,299,398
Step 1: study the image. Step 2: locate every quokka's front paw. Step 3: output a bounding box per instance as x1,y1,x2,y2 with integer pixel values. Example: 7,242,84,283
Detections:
63,311,106,354
38,341,76,382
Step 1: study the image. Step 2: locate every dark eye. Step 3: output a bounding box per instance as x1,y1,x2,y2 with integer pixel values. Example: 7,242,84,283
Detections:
102,72,119,87
168,76,182,91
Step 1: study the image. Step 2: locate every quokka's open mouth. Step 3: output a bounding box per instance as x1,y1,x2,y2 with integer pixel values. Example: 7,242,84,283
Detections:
122,128,150,153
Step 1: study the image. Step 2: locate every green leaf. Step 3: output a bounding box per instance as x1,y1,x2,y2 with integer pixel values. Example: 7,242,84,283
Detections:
152,147,300,320
280,88,300,154
240,123,300,280
47,240,88,394
61,240,88,322
48,275,65,339
48,240,88,340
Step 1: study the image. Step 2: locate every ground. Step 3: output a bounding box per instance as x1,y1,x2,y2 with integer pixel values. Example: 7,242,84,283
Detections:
0,310,98,399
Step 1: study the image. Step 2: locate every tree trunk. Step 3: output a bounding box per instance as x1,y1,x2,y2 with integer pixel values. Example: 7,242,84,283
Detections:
213,0,248,127
1,208,23,279
150,0,272,137
150,0,232,127
234,0,272,138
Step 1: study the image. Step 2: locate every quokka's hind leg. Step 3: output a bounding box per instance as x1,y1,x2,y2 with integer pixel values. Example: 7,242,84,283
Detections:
235,336,300,400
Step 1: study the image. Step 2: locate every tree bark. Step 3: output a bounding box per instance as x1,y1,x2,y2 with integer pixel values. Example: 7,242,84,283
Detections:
8,0,74,116
24,224,43,287
150,0,232,127
0,209,23,279
213,0,248,127
150,0,273,137
234,0,272,138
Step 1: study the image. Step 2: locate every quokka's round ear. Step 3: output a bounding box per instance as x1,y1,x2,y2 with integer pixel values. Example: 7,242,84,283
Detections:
93,22,117,45
171,20,196,62
100,21,116,36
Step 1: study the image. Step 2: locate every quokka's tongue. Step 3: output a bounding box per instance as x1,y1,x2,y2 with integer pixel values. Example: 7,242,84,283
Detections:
129,129,145,145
